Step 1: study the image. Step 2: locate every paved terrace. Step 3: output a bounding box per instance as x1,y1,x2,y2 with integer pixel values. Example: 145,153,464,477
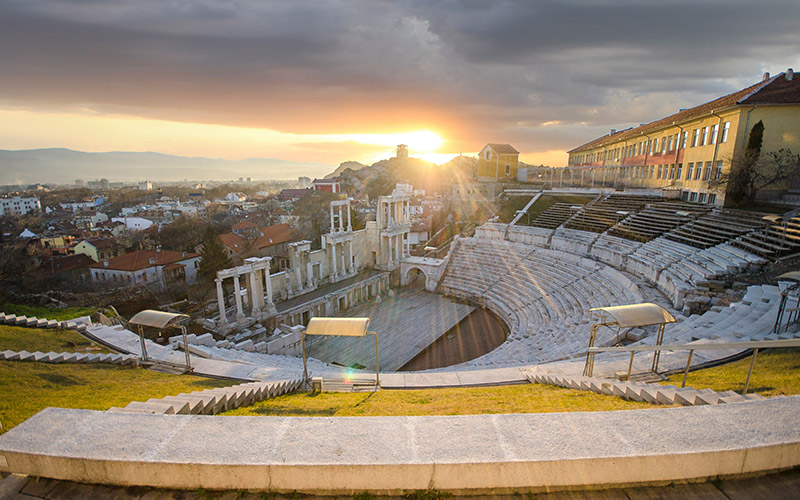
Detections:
1,398,798,494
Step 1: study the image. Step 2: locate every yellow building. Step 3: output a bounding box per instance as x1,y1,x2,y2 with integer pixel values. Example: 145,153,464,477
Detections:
567,70,799,205
73,238,121,262
477,143,519,181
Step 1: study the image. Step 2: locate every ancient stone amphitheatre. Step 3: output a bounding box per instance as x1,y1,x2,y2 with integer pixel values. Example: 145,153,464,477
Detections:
1,192,799,495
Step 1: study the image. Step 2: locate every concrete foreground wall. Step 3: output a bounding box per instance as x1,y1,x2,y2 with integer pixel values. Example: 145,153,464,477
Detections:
1,397,799,494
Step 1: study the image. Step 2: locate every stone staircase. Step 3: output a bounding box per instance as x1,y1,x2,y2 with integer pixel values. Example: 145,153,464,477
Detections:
524,369,765,406
108,378,302,415
0,349,138,366
0,312,89,332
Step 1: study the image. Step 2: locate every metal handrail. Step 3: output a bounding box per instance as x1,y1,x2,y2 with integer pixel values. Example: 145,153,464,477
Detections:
587,338,800,394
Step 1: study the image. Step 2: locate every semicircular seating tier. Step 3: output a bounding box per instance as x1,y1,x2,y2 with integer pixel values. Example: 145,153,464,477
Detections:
438,236,651,367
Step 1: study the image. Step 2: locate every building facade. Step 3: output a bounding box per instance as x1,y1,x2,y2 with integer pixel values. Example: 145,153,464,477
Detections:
88,250,200,289
567,70,800,205
0,196,41,216
477,144,520,181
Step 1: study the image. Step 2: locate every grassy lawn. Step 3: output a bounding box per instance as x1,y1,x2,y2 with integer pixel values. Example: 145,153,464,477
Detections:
1,303,98,321
663,347,800,397
0,324,113,354
222,382,653,418
0,361,234,433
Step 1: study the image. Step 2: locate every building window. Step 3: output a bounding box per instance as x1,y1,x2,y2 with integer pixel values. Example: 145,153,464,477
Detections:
708,193,717,204
661,137,667,153
721,122,730,143
714,160,723,180
505,164,510,176
703,161,712,180
686,162,694,180
710,123,719,144
689,192,698,202
698,193,708,203
681,191,689,201
650,165,655,178
676,163,683,179
695,162,703,180
692,129,700,147
701,126,709,146
657,165,663,179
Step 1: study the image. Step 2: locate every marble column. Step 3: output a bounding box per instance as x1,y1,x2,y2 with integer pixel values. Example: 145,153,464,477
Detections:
248,269,261,314
306,261,314,288
264,265,273,305
215,278,227,325
347,206,352,231
233,273,244,321
331,243,338,278
295,251,303,291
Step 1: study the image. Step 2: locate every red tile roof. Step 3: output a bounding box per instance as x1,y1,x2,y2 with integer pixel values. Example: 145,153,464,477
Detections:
568,72,800,153
81,238,118,250
41,254,94,274
219,223,294,253
88,250,198,271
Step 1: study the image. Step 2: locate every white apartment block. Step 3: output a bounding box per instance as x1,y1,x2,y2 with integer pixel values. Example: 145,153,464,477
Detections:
0,196,41,217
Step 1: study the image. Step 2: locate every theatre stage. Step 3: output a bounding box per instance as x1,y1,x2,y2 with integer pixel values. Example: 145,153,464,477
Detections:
305,288,475,372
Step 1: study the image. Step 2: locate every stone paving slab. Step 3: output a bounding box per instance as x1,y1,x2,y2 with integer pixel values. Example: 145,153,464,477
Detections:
2,468,799,499
1,397,799,494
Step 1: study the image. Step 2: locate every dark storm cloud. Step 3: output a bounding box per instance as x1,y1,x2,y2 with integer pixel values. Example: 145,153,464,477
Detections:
1,0,798,157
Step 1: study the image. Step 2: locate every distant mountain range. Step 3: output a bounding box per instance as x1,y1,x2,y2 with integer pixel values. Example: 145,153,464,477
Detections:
0,148,335,185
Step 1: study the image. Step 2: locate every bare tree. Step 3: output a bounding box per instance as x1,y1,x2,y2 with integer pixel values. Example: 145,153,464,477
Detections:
713,148,800,207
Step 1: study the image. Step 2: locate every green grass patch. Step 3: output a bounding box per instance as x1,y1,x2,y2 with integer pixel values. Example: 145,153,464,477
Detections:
221,382,653,418
0,361,234,433
663,347,800,397
0,324,112,354
1,303,98,321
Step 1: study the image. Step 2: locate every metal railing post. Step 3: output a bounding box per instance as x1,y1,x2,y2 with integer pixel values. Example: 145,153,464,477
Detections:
743,348,759,395
681,349,694,388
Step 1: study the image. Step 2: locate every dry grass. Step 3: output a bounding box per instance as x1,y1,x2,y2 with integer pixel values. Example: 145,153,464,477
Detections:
663,347,800,397
222,382,652,418
0,324,113,354
0,361,233,433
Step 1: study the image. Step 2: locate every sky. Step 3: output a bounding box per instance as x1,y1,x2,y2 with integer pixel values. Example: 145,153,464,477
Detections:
1,0,799,173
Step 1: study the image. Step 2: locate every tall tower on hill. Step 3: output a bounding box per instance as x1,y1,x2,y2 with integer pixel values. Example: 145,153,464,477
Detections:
396,144,409,159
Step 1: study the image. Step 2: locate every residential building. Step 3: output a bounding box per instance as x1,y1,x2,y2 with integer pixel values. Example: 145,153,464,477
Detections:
0,196,41,216
312,178,341,193
39,254,93,287
111,216,155,231
218,222,295,267
138,180,153,190
88,249,200,289
73,238,121,262
477,144,520,181
567,69,800,205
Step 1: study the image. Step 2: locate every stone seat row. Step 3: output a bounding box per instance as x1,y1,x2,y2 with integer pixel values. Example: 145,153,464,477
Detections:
109,379,302,415
0,349,137,366
524,370,765,406
0,312,86,331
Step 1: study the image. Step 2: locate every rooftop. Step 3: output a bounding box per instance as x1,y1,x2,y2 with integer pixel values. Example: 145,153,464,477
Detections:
88,249,198,272
569,70,800,153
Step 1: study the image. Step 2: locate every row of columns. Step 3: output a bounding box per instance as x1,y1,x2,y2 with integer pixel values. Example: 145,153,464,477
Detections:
328,238,355,281
216,257,274,326
278,274,389,327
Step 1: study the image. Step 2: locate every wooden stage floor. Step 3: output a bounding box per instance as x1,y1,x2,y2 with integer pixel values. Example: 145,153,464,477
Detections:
305,288,475,372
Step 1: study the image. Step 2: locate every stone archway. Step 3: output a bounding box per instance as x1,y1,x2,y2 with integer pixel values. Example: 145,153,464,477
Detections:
402,266,429,290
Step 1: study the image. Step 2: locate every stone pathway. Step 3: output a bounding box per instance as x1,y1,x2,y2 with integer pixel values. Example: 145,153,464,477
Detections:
1,467,798,499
